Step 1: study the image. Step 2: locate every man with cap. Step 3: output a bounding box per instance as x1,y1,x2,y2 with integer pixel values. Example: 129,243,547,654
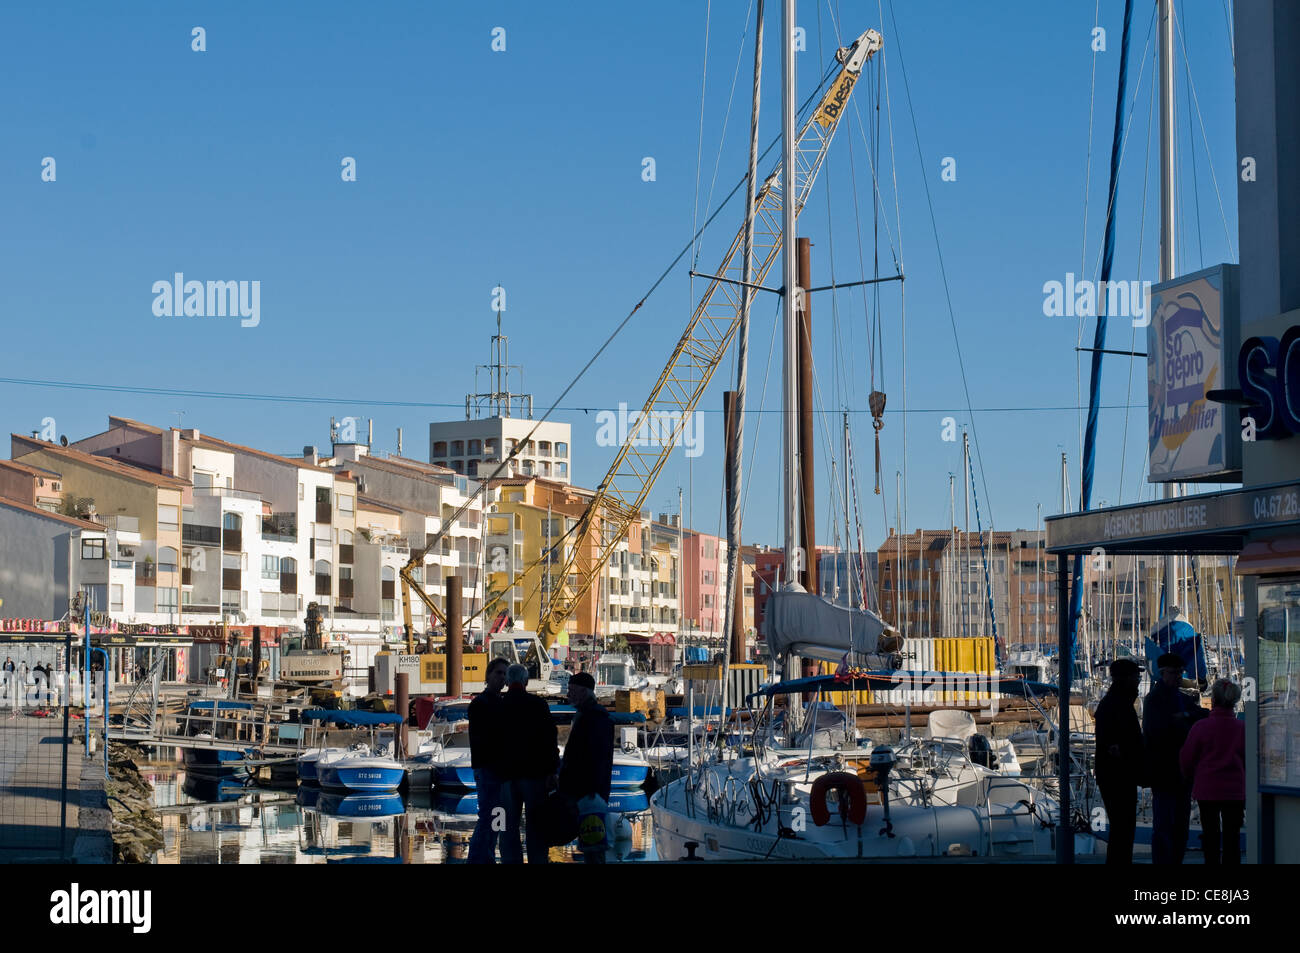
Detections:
558,671,613,863
1143,651,1206,864
1093,658,1144,863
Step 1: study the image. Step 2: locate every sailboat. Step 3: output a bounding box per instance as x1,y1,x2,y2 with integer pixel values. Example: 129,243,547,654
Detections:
649,3,1080,860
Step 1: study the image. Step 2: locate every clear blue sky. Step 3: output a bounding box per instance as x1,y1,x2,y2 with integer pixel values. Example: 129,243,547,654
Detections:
0,1,1239,550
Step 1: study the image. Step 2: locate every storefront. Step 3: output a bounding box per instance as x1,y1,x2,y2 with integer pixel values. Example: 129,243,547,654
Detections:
1047,483,1300,863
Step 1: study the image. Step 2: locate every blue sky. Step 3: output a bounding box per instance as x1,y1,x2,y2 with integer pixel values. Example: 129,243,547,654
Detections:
0,1,1239,549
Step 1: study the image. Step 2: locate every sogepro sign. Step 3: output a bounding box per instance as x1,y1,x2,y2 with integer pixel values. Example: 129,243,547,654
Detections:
1239,324,1300,438
1147,265,1240,482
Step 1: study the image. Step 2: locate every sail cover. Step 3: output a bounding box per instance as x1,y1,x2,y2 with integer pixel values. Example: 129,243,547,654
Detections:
761,585,900,664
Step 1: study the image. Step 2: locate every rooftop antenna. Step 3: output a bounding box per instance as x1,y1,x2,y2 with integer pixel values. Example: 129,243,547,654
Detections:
467,309,533,419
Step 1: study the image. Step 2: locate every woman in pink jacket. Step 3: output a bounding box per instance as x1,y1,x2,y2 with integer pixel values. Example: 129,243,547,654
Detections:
1180,679,1245,864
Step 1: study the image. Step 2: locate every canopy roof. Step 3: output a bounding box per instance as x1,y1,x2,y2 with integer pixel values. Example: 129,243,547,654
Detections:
301,709,405,726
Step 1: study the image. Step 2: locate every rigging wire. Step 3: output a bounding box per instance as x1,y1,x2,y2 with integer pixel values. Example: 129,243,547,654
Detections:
1173,9,1237,260
1117,44,1158,509
884,0,991,529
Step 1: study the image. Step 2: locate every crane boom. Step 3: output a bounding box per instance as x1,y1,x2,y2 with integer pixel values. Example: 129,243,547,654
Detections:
526,28,883,648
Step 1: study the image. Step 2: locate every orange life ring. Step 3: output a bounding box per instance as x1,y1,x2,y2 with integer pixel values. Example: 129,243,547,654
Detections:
810,771,868,827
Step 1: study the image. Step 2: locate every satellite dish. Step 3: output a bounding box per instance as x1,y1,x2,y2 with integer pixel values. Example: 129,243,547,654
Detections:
60,435,69,447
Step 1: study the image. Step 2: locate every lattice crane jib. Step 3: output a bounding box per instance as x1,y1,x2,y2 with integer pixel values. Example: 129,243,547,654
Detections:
527,29,884,648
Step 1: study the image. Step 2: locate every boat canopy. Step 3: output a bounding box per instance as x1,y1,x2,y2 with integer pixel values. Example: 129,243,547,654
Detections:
188,699,253,710
546,706,646,725
745,671,1060,703
760,587,897,664
301,709,405,726
666,705,730,718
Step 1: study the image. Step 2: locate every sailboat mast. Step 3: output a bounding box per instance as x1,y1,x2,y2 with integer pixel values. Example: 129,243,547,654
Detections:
962,431,970,638
844,411,852,608
781,0,800,585
1158,0,1178,614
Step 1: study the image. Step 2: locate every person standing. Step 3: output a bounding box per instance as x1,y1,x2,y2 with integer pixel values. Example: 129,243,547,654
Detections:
1181,678,1246,865
499,663,558,864
467,656,510,864
1143,651,1206,864
1093,658,1144,864
558,671,613,863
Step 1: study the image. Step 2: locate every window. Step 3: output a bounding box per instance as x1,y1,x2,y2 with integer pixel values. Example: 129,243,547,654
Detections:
223,512,242,532
222,552,243,570
450,461,463,474
158,546,178,572
81,538,105,560
158,504,179,531
484,439,497,455
262,555,279,580
192,470,213,488
315,487,330,506
703,594,714,608
538,441,551,456
451,440,465,456
1259,578,1300,792
539,461,551,477
555,462,568,478
339,495,354,517
433,441,448,457
110,584,123,611
158,588,179,612
299,483,305,501
465,439,481,456
339,528,353,546
522,459,534,475
555,442,568,458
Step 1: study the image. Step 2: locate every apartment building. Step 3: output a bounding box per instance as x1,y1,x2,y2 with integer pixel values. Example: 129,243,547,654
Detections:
325,446,484,636
11,432,187,626
876,528,1052,647
681,530,728,640
429,417,572,483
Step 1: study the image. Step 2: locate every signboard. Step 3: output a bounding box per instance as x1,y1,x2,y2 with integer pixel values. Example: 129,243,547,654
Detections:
1147,264,1240,482
1046,479,1300,552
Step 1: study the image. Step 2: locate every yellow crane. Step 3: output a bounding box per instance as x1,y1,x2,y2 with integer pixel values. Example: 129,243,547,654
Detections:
394,26,883,669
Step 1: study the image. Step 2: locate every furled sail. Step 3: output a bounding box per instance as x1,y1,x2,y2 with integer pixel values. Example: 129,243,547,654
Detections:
761,584,902,665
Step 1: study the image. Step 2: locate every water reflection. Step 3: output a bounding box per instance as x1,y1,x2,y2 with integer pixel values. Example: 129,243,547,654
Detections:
141,760,660,864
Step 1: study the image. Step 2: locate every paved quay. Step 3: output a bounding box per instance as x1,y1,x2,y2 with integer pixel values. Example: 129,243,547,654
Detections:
0,714,112,863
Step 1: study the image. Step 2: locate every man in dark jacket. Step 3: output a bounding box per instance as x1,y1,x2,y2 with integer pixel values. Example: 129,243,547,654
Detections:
1143,651,1206,864
467,656,510,863
499,663,559,864
559,671,613,863
1093,658,1144,864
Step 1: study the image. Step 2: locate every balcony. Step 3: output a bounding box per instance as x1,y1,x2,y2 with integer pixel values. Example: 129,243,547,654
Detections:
262,514,298,543
182,524,221,545
193,486,262,502
136,562,157,585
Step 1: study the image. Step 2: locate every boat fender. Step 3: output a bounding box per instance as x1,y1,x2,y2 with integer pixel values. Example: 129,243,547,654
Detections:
809,771,868,827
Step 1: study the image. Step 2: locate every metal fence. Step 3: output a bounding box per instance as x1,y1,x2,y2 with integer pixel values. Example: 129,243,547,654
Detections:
0,633,74,862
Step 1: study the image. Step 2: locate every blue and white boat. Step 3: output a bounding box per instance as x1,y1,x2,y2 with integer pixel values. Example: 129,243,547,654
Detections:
315,791,406,819
317,744,406,792
296,709,406,789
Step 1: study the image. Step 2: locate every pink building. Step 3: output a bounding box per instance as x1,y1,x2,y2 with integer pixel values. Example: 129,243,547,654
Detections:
681,530,728,638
